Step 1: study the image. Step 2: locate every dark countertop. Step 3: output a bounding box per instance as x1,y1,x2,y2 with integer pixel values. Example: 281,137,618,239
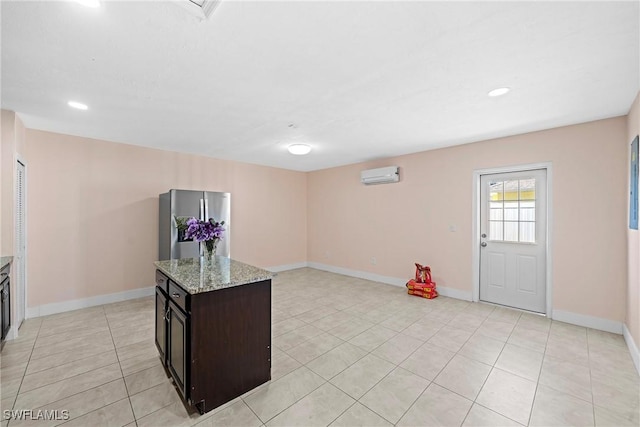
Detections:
154,256,274,295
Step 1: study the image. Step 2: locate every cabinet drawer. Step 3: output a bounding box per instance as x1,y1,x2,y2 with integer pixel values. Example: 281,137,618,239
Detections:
168,281,189,312
156,270,169,293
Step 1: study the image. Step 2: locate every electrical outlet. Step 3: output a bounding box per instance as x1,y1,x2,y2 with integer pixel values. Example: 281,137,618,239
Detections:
370,257,377,265
449,224,457,232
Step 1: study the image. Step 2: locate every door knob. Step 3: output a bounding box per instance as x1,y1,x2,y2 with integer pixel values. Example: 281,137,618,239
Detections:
481,233,487,238
481,242,487,247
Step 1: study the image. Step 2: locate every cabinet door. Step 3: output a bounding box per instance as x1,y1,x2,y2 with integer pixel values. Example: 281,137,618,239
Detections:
155,287,168,364
167,301,188,399
0,284,4,340
2,282,10,340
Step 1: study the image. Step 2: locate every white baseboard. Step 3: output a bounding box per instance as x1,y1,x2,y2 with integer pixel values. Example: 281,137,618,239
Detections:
551,309,623,334
437,286,473,301
267,262,309,273
26,286,155,319
308,262,406,287
307,262,473,301
623,323,640,376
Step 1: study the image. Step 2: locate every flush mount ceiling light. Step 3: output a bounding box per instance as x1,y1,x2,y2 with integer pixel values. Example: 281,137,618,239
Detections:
287,144,311,155
74,0,100,8
67,100,89,110
488,87,511,97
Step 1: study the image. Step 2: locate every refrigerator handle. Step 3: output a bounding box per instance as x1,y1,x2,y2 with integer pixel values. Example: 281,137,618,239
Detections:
199,199,204,221
204,198,209,220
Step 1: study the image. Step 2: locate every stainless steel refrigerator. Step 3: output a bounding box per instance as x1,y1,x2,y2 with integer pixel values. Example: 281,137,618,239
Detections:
159,190,230,260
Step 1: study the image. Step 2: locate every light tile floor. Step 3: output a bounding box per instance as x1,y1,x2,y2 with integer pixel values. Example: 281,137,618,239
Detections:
1,268,638,426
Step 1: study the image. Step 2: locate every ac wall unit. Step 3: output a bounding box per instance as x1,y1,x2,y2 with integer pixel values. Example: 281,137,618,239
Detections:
360,166,400,185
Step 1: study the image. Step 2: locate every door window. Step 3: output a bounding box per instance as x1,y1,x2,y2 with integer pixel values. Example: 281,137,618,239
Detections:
488,178,536,243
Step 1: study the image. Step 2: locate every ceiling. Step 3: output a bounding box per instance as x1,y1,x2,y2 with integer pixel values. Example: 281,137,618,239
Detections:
2,1,638,172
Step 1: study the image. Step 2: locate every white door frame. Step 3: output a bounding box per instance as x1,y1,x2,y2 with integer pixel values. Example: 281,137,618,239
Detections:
13,156,27,337
472,162,553,316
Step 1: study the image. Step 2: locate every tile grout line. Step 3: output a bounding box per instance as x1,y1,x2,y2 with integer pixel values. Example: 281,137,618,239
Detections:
585,329,597,425
5,300,154,427
419,306,499,426
19,343,119,381
245,369,327,425
22,271,627,427
103,305,138,427
324,399,358,426
524,318,551,427
361,301,495,424
276,296,488,425
240,396,266,426
2,320,42,426
55,397,132,427
35,378,126,426
280,270,631,426
301,302,482,425
52,305,125,426
459,310,529,426
254,297,417,424
8,319,43,419
14,361,122,398
25,329,115,362
7,323,131,426
117,365,170,397
433,309,522,411
31,320,110,341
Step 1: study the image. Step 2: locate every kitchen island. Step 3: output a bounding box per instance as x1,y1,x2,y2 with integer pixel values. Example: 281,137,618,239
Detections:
154,256,273,414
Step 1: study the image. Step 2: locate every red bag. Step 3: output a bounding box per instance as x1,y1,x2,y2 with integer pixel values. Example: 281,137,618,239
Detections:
407,264,438,299
407,288,439,299
415,263,432,283
406,279,436,290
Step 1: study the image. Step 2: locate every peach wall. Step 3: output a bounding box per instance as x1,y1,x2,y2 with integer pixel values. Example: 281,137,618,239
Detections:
628,92,640,345
308,117,628,323
25,129,307,307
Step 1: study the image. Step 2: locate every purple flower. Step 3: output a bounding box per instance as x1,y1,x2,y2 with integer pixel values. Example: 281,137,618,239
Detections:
183,217,225,243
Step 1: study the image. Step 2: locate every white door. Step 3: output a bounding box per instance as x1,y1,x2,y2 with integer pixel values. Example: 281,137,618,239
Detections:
15,160,26,328
480,169,547,313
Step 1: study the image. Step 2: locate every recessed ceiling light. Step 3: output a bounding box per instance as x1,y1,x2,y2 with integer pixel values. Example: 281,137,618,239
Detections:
68,100,89,110
74,0,101,7
488,87,510,97
287,144,311,155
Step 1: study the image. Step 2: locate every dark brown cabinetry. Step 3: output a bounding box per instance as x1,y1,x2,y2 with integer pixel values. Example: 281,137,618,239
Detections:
155,269,271,414
167,299,188,398
155,287,167,363
1,263,11,342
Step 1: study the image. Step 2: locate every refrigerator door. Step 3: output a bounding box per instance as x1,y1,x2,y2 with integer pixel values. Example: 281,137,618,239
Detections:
204,192,231,257
170,190,205,259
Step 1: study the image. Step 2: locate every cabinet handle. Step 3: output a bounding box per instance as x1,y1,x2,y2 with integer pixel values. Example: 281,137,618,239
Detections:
172,293,180,298
164,309,170,321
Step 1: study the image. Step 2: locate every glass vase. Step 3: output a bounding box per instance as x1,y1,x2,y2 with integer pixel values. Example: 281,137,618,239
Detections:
203,240,217,263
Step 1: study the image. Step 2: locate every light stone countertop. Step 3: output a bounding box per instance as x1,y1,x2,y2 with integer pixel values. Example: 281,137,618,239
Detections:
0,256,13,271
154,256,274,295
